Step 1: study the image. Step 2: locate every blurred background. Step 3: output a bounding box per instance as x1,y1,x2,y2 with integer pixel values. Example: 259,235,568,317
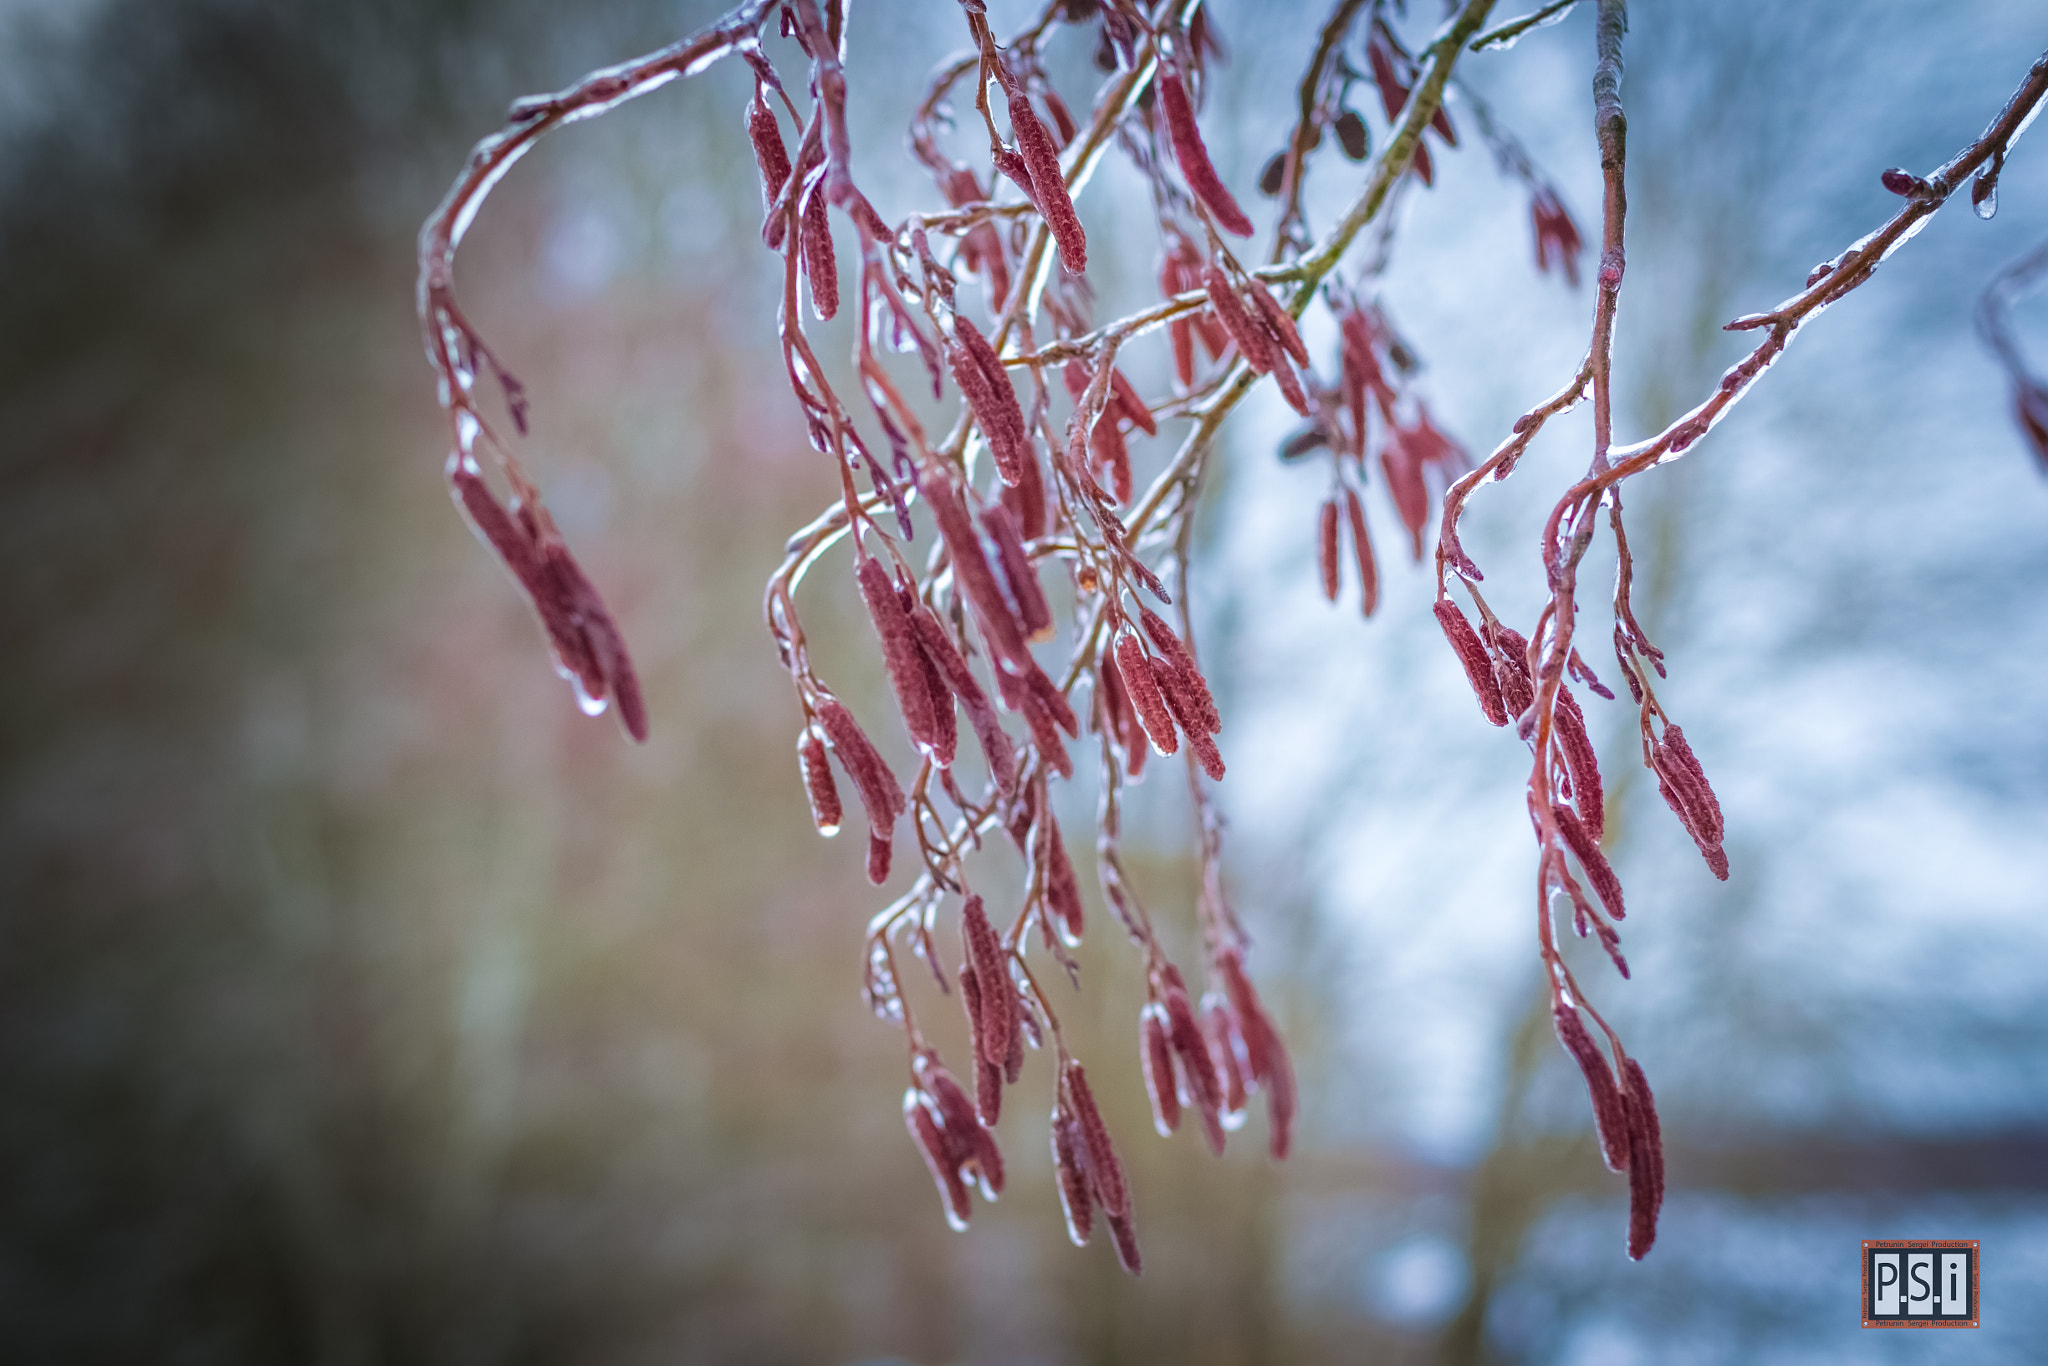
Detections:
2,0,2045,1361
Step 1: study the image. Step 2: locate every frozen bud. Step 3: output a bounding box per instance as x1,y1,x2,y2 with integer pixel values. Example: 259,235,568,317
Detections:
1258,152,1287,196
1434,600,1509,726
1158,69,1254,237
1335,108,1370,160
1880,166,1929,197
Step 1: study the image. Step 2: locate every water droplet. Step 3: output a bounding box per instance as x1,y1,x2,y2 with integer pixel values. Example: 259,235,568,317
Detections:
1972,175,1998,220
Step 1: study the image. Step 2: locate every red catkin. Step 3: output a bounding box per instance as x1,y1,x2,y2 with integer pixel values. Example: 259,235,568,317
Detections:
1158,69,1254,237
1246,277,1310,369
1202,266,1276,375
1269,352,1312,417
919,470,1031,672
1098,655,1148,779
1114,634,1180,756
813,695,905,832
1106,1211,1144,1276
962,896,1014,1074
905,602,1017,795
1653,724,1729,879
1553,803,1625,921
905,1094,973,1229
1001,419,1046,536
901,594,959,768
1319,498,1342,601
1007,87,1088,274
1658,725,1724,846
1152,658,1224,779
1381,438,1431,560
1621,1058,1665,1261
801,181,839,321
1169,315,1196,389
1553,1000,1631,1174
1090,417,1132,503
1165,982,1226,1155
451,470,649,741
982,504,1054,642
798,728,841,835
1435,600,1509,726
1107,366,1158,436
959,963,1002,1125
1063,1061,1129,1219
1491,621,1535,722
1216,949,1294,1158
1204,998,1248,1117
1050,1111,1095,1246
1140,1004,1182,1136
1138,608,1218,735
865,828,892,885
1253,1010,1296,1160
1553,687,1607,840
1343,487,1379,618
857,557,941,752
746,91,791,221
949,317,1029,488
1045,818,1084,944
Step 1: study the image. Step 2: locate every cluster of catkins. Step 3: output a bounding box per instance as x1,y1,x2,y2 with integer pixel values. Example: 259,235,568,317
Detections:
427,0,1700,1270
